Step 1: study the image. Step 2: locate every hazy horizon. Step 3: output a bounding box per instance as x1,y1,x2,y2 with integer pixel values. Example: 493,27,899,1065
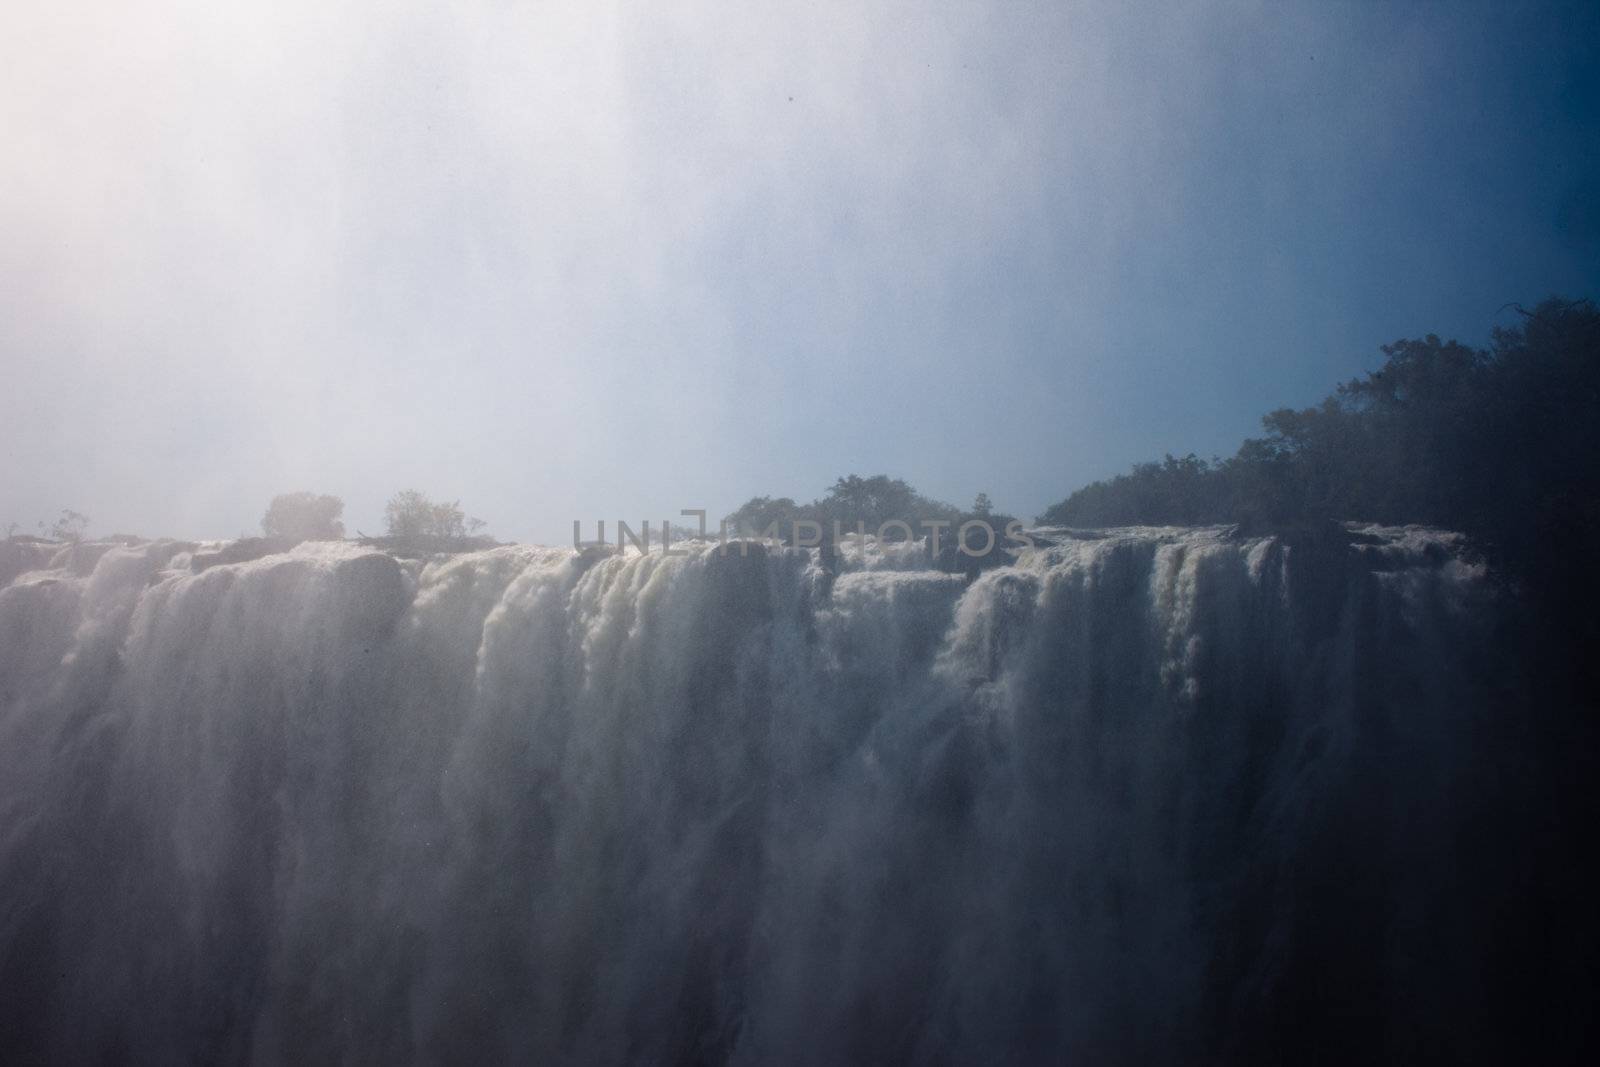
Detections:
4,1,1596,544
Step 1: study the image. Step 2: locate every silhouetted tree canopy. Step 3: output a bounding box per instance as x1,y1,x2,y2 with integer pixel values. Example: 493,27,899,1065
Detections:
261,492,345,542
723,496,804,537
1039,299,1599,578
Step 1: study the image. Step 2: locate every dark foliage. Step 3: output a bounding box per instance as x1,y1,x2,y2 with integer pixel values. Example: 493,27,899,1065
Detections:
1039,299,1599,586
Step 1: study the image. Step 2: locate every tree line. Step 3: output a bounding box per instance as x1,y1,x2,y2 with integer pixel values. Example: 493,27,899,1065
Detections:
260,489,489,548
1038,298,1598,583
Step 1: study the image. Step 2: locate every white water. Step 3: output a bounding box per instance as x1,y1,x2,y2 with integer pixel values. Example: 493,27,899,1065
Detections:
0,527,1495,1061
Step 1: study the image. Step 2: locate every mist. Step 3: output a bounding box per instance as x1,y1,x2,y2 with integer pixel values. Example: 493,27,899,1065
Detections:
4,1,1595,541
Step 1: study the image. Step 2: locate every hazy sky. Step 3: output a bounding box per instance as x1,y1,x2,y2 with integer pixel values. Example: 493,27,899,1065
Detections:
3,1,1596,543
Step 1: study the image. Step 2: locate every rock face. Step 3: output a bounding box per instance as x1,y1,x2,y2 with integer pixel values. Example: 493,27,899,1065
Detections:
0,528,1538,1062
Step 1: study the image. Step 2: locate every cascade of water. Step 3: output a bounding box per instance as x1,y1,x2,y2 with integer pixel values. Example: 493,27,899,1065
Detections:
0,527,1497,1061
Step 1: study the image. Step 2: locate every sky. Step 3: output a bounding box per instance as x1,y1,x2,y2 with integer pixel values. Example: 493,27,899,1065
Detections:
2,0,1596,544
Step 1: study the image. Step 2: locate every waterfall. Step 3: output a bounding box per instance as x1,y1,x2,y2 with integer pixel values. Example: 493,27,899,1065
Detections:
0,526,1500,1061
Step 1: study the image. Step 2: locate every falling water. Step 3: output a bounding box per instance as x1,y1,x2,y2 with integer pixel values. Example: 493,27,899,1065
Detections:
0,527,1499,1061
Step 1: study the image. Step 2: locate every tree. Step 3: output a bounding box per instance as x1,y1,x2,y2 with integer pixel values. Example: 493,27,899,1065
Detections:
959,492,1019,554
820,474,919,529
40,509,89,542
1040,454,1227,527
384,490,486,542
261,492,345,542
724,496,803,537
727,476,965,543
1036,296,1599,556
816,474,961,534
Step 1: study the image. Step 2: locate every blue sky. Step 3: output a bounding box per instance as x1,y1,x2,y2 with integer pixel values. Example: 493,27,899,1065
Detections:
3,1,1596,543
